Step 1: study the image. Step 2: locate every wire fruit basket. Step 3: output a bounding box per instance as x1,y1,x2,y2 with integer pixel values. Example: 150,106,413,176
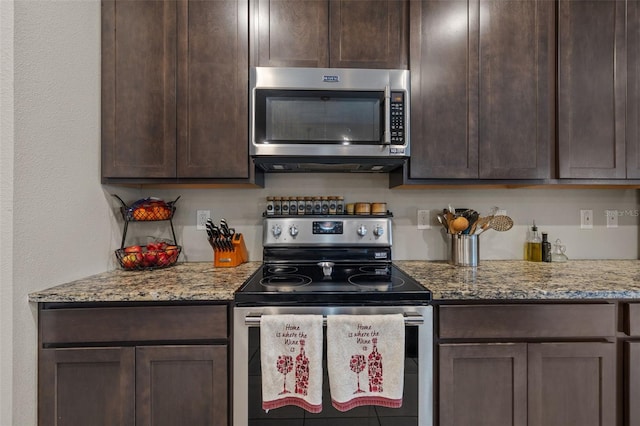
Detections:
112,195,181,270
115,241,181,270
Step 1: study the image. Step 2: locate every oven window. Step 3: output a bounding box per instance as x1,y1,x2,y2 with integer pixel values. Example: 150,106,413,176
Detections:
247,327,419,425
255,90,384,145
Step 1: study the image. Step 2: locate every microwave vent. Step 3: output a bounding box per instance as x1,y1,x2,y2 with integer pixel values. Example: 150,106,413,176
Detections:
252,157,405,173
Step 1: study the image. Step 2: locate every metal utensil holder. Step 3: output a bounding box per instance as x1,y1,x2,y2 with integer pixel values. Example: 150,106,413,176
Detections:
450,234,479,267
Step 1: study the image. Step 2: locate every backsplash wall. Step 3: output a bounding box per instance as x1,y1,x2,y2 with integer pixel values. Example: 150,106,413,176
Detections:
107,174,639,266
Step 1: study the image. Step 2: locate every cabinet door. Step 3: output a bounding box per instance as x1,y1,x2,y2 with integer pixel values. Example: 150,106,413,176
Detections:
439,343,527,426
136,345,228,426
253,0,329,67
478,0,554,179
102,0,177,179
558,0,627,179
628,1,640,178
627,342,640,425
329,0,408,69
176,0,249,179
528,342,616,426
408,0,479,179
409,0,553,180
39,347,135,426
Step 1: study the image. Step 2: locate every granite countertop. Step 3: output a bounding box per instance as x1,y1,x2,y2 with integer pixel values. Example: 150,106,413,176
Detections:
28,261,261,303
395,260,640,300
28,260,640,303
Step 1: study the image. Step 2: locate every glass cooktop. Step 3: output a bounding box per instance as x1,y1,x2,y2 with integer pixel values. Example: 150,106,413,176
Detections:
234,263,431,306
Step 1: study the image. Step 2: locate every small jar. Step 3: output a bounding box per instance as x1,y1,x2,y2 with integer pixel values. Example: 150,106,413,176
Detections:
297,197,306,215
346,203,355,215
321,197,330,215
281,197,290,215
328,197,337,215
273,197,282,215
313,197,322,215
266,196,275,216
305,197,313,215
289,197,298,216
336,196,344,215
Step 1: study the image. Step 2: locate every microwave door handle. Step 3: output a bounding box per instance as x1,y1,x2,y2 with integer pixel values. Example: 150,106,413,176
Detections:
383,85,391,144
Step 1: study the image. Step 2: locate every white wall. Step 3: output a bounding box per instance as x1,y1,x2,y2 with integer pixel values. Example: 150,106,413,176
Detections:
3,1,122,424
1,0,15,424
2,1,639,425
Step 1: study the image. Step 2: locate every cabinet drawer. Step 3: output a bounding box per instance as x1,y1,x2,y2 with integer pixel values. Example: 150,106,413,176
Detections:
439,304,615,339
624,303,640,336
40,304,228,345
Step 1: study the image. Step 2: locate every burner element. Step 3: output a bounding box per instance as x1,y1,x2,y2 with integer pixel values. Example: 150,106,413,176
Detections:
348,273,405,290
267,265,299,274
260,274,312,289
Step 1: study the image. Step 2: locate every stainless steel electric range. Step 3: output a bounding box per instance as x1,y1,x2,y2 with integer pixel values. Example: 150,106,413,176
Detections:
233,215,433,425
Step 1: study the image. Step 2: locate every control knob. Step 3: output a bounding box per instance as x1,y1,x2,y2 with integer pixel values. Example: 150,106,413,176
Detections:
271,224,282,238
373,225,384,237
289,225,299,237
357,224,368,237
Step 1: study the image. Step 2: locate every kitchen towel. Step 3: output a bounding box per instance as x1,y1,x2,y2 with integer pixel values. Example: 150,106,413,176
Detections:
327,314,405,411
260,314,323,413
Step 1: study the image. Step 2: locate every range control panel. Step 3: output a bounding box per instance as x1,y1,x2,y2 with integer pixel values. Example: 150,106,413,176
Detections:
263,217,392,247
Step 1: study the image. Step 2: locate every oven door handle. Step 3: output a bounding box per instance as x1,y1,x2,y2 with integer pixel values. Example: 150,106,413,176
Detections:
244,312,424,327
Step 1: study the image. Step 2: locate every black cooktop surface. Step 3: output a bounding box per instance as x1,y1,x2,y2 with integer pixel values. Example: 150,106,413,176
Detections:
234,263,431,306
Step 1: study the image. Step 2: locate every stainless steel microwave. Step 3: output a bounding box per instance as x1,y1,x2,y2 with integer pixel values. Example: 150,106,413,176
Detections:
250,67,410,172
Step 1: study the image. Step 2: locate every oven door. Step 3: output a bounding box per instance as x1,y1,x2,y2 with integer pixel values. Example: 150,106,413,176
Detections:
233,305,433,426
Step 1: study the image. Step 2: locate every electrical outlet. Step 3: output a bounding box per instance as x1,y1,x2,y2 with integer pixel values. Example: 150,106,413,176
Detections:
580,209,593,229
417,210,431,229
197,210,210,230
606,210,619,228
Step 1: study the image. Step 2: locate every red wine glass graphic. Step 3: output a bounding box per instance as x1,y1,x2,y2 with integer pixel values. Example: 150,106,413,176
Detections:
277,355,294,394
350,354,366,394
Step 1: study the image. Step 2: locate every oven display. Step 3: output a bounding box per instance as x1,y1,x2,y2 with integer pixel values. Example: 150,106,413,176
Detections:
313,221,343,234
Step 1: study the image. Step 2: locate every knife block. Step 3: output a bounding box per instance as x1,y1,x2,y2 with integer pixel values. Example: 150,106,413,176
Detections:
213,233,248,268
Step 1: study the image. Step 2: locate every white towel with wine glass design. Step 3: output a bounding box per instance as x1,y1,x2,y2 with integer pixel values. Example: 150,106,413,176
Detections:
326,314,405,411
260,314,323,413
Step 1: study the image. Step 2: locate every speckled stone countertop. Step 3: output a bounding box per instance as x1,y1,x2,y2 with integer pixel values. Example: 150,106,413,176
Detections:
28,260,640,303
28,262,261,303
395,260,640,300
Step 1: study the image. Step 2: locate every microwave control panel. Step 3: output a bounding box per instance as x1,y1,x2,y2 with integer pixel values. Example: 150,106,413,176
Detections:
390,92,405,143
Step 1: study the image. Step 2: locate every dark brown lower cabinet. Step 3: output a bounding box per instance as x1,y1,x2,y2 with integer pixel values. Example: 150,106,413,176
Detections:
627,341,640,426
39,345,226,426
438,303,617,426
39,347,135,426
439,341,616,426
528,342,616,426
38,304,230,426
439,343,527,426
136,346,227,426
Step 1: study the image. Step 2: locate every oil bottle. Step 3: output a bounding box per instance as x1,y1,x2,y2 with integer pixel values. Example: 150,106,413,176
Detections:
525,221,542,262
541,232,552,262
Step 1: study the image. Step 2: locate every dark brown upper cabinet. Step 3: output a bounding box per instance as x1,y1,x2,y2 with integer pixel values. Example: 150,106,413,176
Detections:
252,0,408,69
102,0,254,182
627,1,640,178
558,0,626,179
408,0,555,180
